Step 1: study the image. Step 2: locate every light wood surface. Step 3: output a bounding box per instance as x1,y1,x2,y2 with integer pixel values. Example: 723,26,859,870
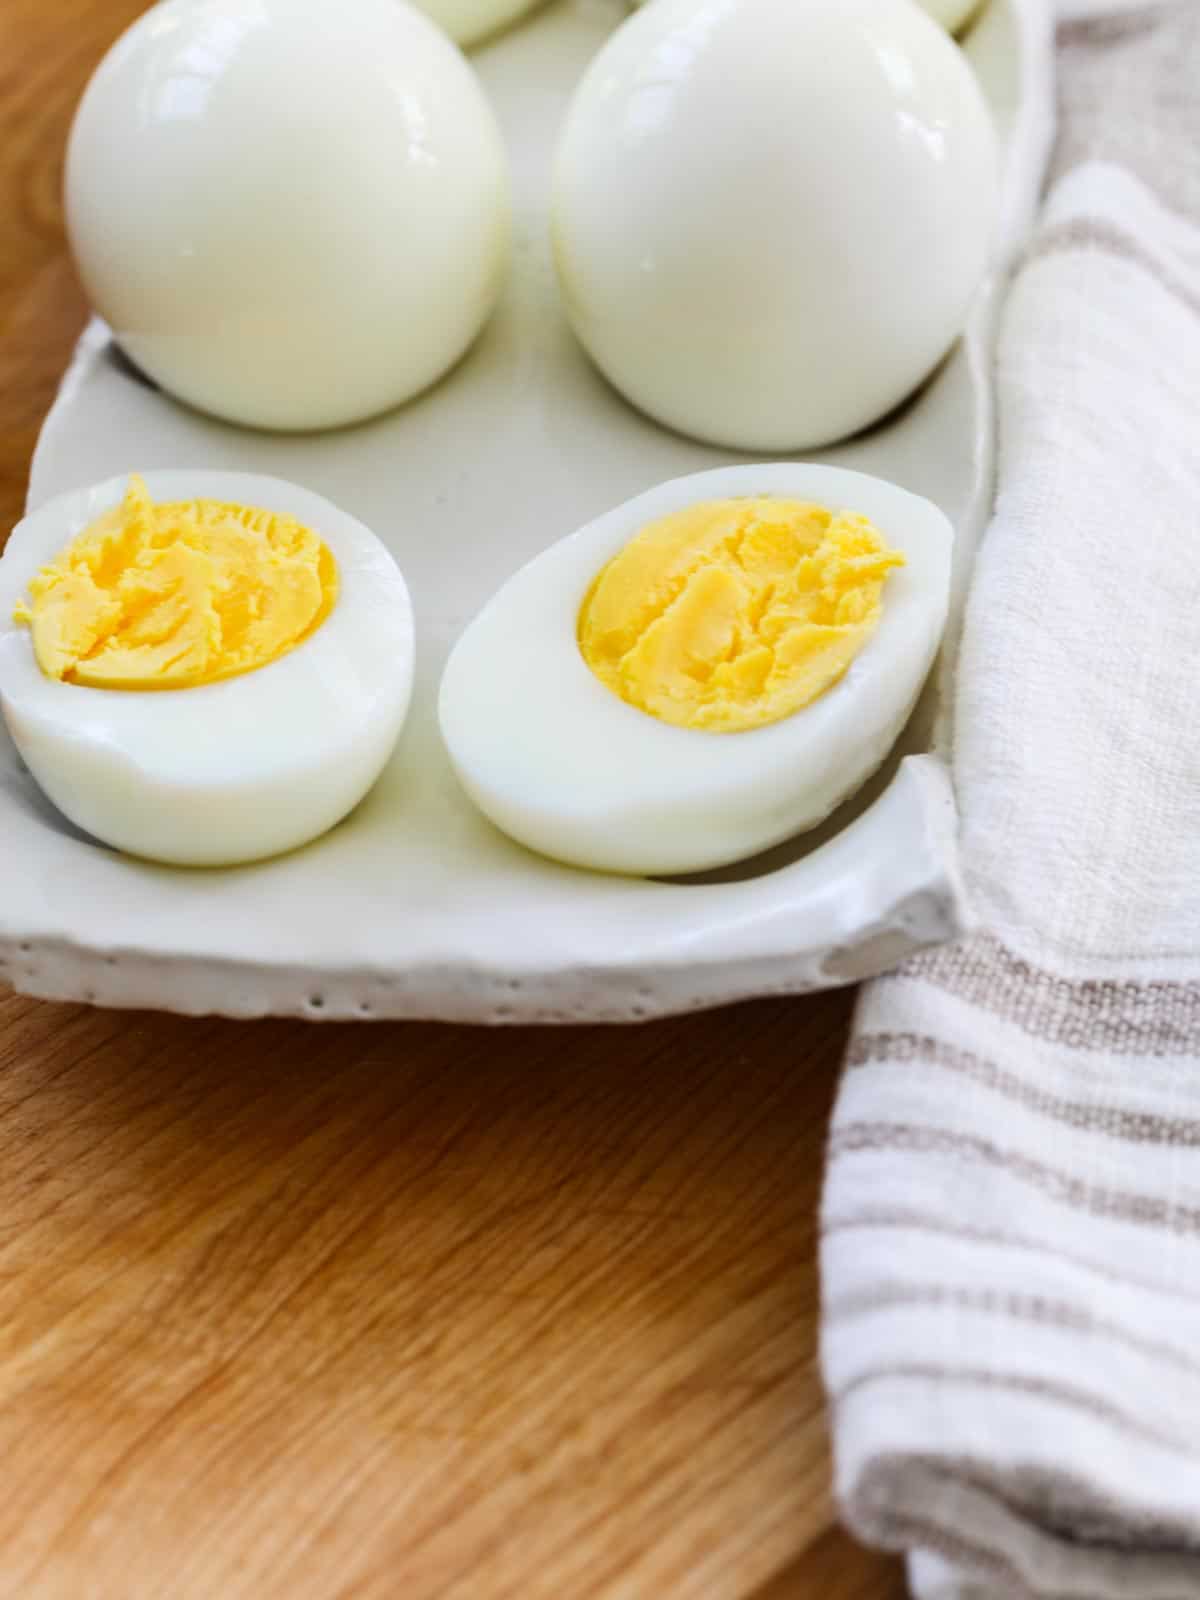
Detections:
0,4,905,1595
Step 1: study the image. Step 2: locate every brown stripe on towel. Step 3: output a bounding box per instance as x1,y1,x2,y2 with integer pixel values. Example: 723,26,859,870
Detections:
1051,2,1200,220
824,1284,1200,1378
833,1366,1188,1453
867,1511,1188,1600
857,1454,1200,1553
1057,11,1167,53
898,934,1200,1054
1028,217,1200,320
828,1122,1200,1232
822,1208,1200,1306
847,1032,1200,1144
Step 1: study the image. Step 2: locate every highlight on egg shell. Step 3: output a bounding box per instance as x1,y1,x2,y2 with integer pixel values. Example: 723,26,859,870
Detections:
65,0,511,432
553,0,998,453
412,0,545,48
0,471,415,867
438,463,952,877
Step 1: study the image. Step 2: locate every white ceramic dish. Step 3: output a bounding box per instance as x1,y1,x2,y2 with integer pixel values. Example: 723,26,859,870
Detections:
0,0,1053,1023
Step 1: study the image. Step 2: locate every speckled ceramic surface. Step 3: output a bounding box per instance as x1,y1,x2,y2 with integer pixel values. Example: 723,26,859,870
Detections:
0,0,1053,1022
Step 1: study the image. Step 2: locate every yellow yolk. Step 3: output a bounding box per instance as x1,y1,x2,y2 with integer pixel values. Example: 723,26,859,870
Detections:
577,497,905,733
12,475,338,691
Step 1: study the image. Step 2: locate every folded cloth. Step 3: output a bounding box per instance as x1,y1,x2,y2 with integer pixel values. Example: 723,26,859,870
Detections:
820,4,1200,1597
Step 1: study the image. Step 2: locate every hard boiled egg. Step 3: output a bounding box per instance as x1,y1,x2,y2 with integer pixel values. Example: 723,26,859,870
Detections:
630,0,983,34
910,0,983,33
553,0,998,452
0,472,414,866
412,0,544,48
65,0,510,432
439,463,951,877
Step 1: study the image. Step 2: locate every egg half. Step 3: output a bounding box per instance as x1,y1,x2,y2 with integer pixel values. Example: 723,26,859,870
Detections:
439,463,951,876
413,0,544,48
65,0,510,431
554,0,998,452
0,471,414,867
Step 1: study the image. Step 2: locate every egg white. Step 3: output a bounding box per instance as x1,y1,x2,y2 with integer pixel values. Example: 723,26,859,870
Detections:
439,463,951,877
0,471,414,867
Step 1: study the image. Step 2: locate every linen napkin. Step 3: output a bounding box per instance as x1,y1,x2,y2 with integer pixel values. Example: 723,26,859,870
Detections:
820,3,1200,1596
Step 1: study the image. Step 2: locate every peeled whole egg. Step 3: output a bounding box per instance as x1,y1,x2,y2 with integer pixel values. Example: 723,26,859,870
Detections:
412,0,544,48
65,0,510,432
553,0,998,453
630,0,983,35
909,0,983,33
438,463,951,877
0,472,414,866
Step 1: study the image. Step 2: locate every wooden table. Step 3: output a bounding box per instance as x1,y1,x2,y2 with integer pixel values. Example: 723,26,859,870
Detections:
0,5,905,1595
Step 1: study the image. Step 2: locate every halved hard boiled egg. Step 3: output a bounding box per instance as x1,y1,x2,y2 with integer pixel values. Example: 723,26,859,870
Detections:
0,471,414,866
439,464,951,876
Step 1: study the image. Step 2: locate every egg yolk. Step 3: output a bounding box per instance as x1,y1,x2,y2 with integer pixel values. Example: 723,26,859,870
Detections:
578,497,904,733
12,475,338,691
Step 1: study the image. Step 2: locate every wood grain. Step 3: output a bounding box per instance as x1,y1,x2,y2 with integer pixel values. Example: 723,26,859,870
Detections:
0,4,904,1595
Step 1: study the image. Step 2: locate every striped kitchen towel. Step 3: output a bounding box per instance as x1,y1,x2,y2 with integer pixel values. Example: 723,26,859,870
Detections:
820,4,1200,1597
